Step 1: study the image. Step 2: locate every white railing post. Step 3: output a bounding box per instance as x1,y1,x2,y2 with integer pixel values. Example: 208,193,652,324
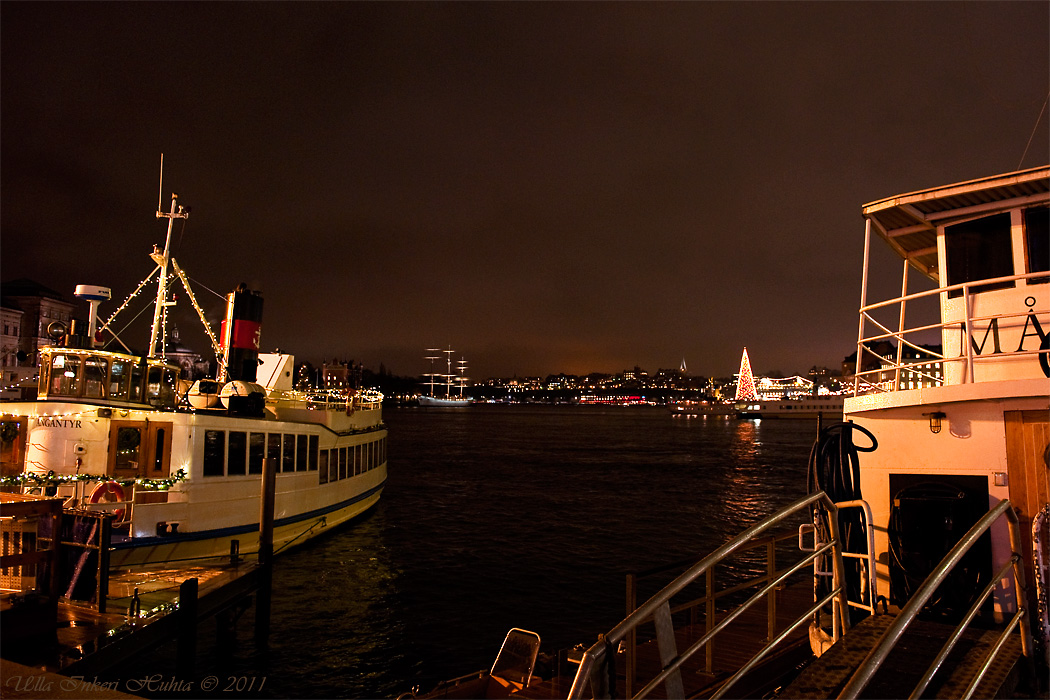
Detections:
963,283,974,383
894,257,909,389
855,219,872,394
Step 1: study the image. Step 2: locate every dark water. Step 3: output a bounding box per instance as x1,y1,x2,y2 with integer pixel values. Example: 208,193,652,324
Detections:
142,406,819,699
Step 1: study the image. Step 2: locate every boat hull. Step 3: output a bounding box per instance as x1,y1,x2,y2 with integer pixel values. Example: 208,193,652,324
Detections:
109,483,383,568
417,395,471,407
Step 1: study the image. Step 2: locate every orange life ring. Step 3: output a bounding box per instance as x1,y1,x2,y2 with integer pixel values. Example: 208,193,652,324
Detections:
89,480,127,523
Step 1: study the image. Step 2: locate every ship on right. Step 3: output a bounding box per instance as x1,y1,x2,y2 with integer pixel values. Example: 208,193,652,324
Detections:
844,165,1048,641
572,166,1050,700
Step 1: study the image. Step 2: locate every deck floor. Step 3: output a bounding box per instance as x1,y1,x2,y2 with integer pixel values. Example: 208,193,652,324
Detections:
782,612,1024,699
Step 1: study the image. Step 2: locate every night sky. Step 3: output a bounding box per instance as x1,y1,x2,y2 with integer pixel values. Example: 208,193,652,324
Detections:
2,2,1047,381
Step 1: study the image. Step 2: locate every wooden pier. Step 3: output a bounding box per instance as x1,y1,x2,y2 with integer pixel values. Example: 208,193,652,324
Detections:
0,463,277,685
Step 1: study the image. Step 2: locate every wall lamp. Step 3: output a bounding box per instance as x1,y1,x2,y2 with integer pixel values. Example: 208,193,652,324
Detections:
924,411,947,434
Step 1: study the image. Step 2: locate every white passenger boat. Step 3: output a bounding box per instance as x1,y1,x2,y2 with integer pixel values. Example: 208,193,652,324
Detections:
735,396,845,419
0,187,387,569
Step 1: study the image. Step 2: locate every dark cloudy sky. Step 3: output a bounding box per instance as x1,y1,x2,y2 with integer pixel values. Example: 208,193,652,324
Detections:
2,2,1047,380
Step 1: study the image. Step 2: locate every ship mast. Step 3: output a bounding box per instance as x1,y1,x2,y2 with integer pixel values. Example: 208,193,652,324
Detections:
444,347,454,397
424,348,441,396
149,154,190,359
456,357,468,397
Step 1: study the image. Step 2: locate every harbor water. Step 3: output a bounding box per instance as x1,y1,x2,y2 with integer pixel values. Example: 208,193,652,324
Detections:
139,405,820,698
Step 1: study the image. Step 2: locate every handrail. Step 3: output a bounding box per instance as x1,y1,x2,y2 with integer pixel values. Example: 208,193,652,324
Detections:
624,531,800,694
838,498,1035,699
804,499,877,617
568,492,850,699
860,269,1048,315
853,267,1048,394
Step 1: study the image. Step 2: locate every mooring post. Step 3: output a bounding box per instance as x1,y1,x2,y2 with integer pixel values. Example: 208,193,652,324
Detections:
97,513,112,614
255,455,276,643
177,577,199,677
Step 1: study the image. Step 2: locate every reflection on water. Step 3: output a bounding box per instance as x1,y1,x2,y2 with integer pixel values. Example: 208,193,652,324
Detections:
130,406,820,699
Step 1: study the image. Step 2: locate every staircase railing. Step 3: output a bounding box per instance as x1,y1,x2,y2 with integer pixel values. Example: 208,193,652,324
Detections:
567,491,850,699
838,498,1036,699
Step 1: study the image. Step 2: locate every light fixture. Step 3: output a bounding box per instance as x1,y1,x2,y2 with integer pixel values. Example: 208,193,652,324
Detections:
925,411,946,434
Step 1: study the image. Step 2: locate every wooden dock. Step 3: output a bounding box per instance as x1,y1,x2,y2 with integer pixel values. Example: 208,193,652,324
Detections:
2,557,261,676
1,476,277,685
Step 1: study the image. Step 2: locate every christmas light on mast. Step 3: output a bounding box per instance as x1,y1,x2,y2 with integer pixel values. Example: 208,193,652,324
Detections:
735,347,758,401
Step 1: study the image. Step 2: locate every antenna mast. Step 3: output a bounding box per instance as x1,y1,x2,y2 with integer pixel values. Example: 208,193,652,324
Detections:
148,154,190,358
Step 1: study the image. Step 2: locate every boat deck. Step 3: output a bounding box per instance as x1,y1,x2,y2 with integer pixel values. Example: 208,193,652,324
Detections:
493,584,1027,700
782,611,1024,699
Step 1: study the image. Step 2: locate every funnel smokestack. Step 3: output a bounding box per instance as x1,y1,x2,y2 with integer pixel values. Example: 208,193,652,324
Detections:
218,284,263,382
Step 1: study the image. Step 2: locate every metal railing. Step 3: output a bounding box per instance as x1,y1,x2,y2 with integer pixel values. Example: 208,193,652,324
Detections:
623,529,799,695
839,498,1036,699
567,492,851,699
801,499,878,618
853,268,1049,394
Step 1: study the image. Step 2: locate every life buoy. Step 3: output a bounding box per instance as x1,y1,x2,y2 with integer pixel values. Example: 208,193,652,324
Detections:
90,481,127,523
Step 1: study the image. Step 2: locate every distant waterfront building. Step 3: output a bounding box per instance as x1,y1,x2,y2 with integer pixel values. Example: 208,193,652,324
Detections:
842,342,944,392
1,279,76,368
161,325,211,379
1,279,77,399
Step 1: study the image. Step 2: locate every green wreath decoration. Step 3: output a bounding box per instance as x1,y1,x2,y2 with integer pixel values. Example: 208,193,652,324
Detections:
0,468,187,491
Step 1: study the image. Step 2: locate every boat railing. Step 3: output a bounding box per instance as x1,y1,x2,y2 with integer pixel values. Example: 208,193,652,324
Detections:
801,499,879,619
839,497,1036,699
276,389,383,412
853,269,1049,394
623,529,798,695
568,492,851,700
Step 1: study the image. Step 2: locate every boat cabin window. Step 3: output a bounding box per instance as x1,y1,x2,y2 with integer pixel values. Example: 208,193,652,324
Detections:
83,356,108,398
282,433,295,472
249,432,265,474
110,359,132,399
203,430,226,477
944,212,1014,298
296,434,308,472
228,431,247,475
129,362,145,402
266,433,281,473
309,435,319,471
1024,206,1049,283
49,353,81,396
146,366,177,408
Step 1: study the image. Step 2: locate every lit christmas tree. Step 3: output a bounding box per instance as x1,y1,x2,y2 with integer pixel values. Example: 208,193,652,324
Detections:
735,347,757,400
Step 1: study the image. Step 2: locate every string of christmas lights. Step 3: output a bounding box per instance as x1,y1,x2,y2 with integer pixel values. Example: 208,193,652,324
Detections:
735,346,758,401
0,468,187,491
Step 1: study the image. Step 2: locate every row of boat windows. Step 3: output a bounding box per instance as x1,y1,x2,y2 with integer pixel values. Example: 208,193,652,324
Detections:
43,352,177,405
202,430,385,482
318,439,386,485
